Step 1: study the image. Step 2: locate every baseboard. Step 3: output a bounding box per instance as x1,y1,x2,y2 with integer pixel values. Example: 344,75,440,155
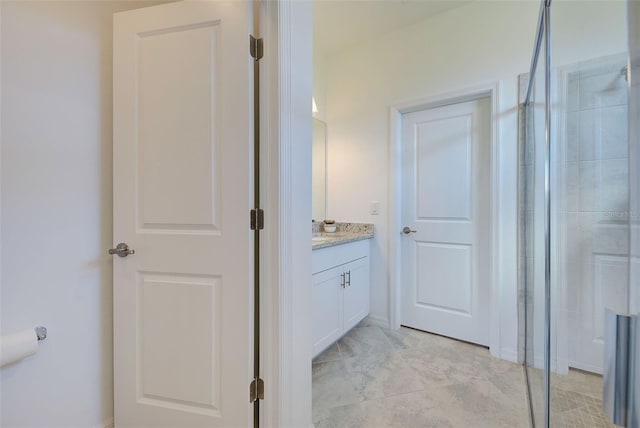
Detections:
499,348,519,363
365,315,390,329
568,361,602,375
100,417,114,428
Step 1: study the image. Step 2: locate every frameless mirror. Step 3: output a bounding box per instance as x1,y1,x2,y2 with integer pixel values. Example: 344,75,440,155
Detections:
312,118,327,222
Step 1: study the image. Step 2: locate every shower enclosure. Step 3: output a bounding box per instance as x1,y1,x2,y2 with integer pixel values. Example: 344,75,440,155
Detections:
520,1,639,426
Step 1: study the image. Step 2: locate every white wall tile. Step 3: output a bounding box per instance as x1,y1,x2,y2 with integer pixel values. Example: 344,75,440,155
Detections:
578,105,628,161
578,161,597,211
578,69,627,110
565,111,579,162
578,159,628,212
564,162,579,212
567,74,580,112
578,108,602,161
599,105,629,159
562,212,580,263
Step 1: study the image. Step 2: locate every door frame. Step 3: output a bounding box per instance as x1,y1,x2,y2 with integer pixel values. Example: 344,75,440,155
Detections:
388,83,501,358
261,1,314,427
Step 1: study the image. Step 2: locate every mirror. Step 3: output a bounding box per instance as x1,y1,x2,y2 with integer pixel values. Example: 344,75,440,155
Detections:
312,118,327,222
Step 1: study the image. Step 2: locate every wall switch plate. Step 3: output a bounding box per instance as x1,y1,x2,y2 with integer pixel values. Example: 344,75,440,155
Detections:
370,201,380,215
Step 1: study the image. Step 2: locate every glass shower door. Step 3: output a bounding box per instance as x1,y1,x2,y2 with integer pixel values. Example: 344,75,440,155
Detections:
520,49,548,427
521,1,638,426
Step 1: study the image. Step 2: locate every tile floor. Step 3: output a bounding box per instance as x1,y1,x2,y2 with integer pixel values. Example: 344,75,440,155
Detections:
312,318,529,428
528,367,614,428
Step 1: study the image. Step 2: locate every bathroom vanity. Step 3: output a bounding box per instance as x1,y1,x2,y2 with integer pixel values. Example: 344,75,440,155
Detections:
311,223,373,357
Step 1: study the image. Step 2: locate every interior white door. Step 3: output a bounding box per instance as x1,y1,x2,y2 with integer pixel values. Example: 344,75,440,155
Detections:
113,2,252,427
401,97,491,346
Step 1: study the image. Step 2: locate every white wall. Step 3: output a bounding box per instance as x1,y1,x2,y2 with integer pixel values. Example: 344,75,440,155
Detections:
0,2,165,426
324,0,627,359
313,48,328,123
312,49,329,221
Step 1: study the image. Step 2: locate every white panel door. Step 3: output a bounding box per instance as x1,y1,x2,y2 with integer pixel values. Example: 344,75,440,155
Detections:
401,98,491,346
113,2,252,427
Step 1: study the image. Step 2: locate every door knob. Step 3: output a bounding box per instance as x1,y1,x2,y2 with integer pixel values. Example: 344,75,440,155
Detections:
109,242,135,257
402,227,417,235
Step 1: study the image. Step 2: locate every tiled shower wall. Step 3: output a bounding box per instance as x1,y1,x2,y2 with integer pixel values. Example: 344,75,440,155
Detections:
518,55,630,428
518,59,630,368
561,58,629,372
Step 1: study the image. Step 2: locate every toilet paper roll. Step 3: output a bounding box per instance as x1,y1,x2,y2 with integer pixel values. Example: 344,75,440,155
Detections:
1,329,39,368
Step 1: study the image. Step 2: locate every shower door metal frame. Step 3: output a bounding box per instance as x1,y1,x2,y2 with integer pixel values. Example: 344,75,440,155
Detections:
628,2,640,425
523,1,552,427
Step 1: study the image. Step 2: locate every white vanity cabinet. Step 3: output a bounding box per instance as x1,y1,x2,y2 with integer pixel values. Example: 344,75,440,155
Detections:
312,239,370,358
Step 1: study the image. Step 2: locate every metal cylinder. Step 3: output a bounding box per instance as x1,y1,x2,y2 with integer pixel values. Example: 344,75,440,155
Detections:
604,309,637,427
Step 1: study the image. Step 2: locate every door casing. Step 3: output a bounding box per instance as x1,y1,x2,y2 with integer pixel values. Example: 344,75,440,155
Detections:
389,84,502,358
260,1,314,427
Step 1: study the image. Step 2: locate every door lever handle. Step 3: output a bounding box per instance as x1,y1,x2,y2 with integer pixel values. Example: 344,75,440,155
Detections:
109,242,135,257
402,227,417,235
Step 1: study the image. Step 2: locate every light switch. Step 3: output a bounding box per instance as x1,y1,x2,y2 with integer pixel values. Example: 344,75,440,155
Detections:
370,201,380,215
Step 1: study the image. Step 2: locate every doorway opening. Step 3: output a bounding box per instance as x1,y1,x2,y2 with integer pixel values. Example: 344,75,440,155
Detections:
398,96,492,347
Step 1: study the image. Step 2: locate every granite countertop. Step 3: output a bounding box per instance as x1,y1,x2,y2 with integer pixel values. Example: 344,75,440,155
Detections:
312,222,374,250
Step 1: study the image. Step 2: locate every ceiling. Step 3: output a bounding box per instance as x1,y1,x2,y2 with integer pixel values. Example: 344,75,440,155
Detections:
314,0,473,57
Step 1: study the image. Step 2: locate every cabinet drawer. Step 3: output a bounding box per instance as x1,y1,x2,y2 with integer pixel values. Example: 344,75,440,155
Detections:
312,239,369,274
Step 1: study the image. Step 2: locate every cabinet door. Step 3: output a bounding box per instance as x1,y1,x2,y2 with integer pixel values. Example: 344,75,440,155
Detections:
312,266,344,357
343,257,370,332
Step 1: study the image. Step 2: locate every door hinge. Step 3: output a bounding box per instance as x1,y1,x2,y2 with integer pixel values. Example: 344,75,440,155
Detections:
250,209,264,231
249,377,264,403
250,35,264,61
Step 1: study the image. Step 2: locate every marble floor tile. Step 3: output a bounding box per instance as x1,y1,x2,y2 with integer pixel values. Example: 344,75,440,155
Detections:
337,326,393,358
485,360,527,397
314,324,532,428
357,390,460,428
312,359,362,415
313,401,368,428
347,352,425,401
313,342,341,364
354,316,385,328
312,321,613,427
434,379,529,428
378,326,426,350
314,390,463,428
398,342,486,387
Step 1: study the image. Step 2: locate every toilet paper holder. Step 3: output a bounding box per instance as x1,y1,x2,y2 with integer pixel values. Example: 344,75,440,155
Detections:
34,326,47,341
